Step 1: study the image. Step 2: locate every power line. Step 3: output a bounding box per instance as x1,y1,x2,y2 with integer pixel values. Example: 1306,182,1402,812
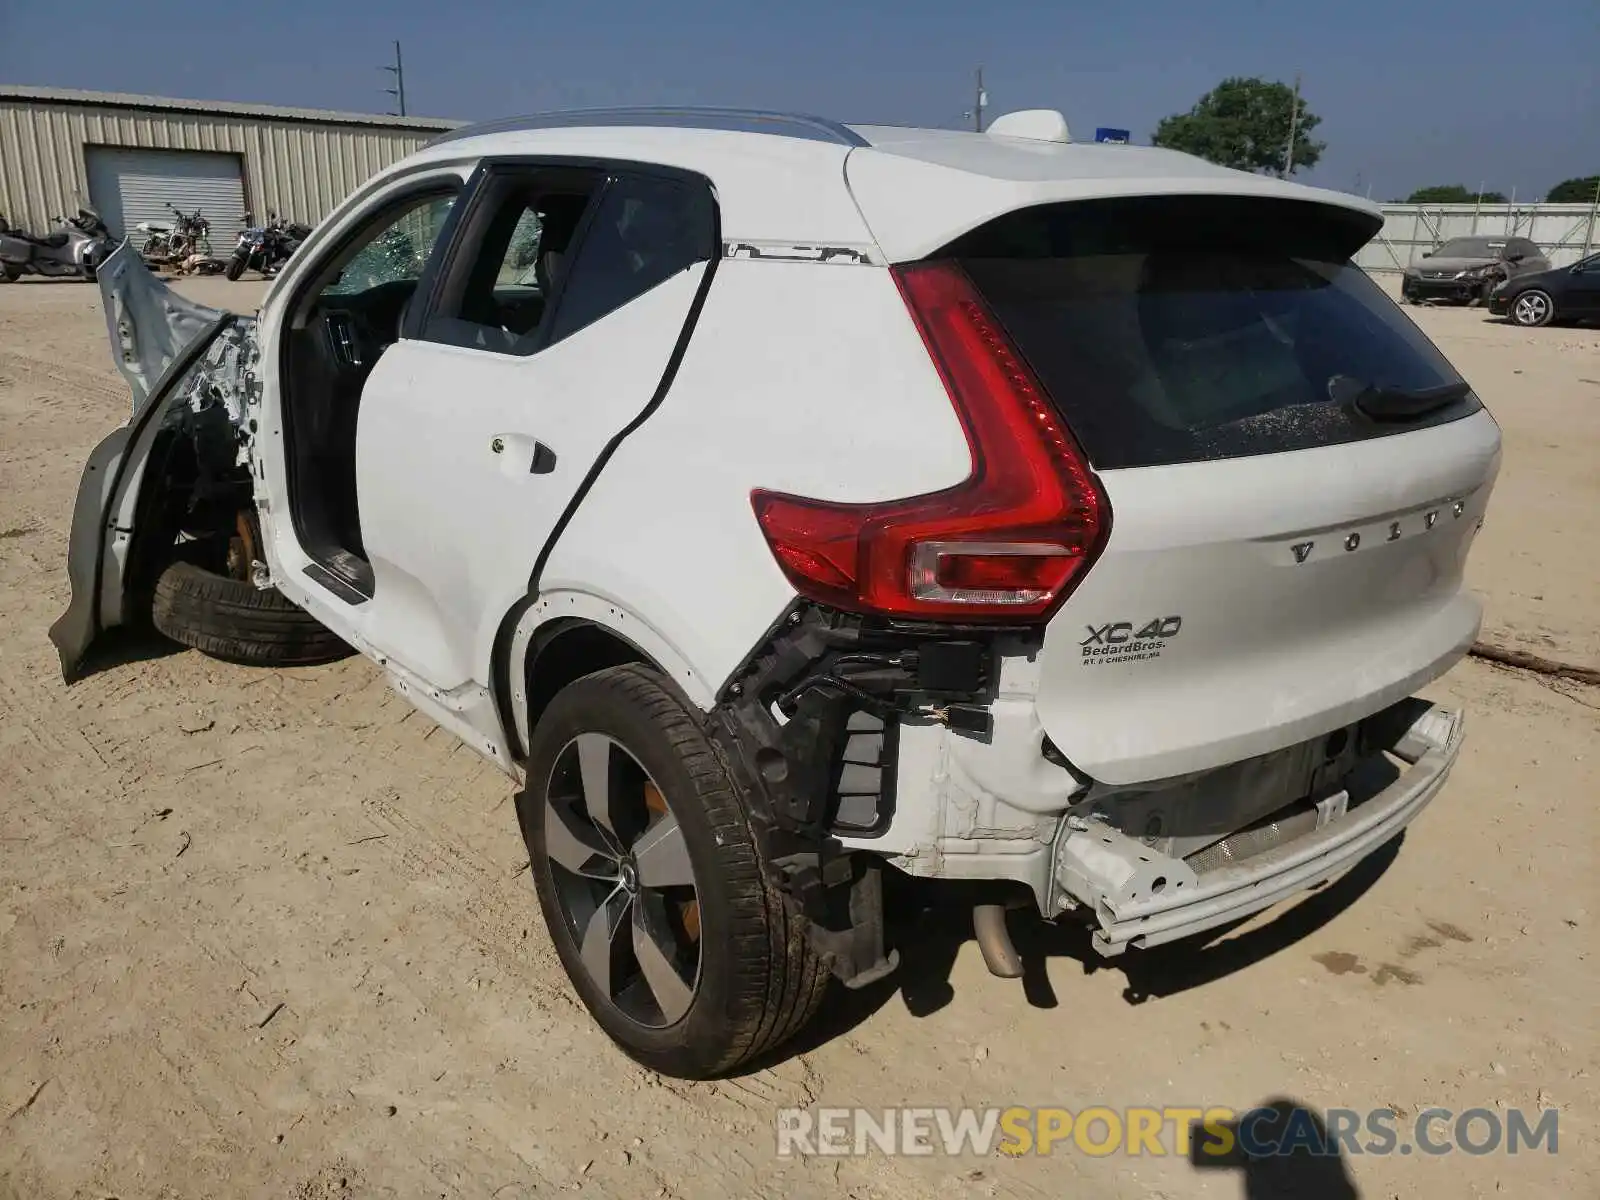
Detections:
381,40,407,117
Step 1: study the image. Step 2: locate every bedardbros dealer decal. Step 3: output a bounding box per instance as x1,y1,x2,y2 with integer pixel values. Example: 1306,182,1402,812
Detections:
1080,616,1182,666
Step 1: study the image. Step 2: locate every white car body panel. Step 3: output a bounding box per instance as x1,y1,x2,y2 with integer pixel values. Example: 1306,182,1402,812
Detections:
536,257,972,698
1038,410,1500,784
246,166,473,629
354,264,707,691
401,127,873,251
843,132,1382,263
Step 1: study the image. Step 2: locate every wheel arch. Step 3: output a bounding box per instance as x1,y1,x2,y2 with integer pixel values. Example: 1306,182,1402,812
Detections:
494,590,720,763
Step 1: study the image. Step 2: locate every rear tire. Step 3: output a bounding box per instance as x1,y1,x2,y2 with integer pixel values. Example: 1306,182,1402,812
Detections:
0,262,19,283
225,253,246,282
151,560,352,666
520,664,829,1079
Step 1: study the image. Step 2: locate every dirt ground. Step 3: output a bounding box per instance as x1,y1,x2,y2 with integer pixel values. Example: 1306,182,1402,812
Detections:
1,274,1596,1200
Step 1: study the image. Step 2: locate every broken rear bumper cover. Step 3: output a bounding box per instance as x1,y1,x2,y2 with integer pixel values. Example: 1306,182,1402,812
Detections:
1056,702,1465,956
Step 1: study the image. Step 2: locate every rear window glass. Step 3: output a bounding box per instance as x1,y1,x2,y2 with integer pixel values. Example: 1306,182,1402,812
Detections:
945,196,1478,470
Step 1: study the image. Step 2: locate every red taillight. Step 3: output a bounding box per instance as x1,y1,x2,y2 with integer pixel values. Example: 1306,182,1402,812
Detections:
750,260,1108,621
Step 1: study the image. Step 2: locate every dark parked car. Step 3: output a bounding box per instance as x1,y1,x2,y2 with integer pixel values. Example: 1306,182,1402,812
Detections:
1401,236,1549,306
1488,252,1600,327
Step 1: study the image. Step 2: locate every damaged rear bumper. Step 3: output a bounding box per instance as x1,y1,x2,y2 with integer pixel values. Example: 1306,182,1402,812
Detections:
1056,701,1465,956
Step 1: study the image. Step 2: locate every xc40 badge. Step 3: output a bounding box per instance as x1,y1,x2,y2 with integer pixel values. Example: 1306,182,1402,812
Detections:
1080,616,1183,667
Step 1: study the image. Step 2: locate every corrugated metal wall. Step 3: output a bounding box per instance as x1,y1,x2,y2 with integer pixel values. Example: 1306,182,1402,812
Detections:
1354,203,1600,274
0,97,441,237
85,146,248,248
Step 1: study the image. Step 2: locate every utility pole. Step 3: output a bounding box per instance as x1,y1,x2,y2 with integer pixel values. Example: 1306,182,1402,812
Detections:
381,40,407,117
973,66,986,133
1281,72,1302,177
1584,175,1600,258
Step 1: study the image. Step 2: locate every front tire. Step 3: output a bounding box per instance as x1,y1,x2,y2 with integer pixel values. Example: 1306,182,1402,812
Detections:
151,560,353,666
225,253,247,281
519,664,829,1079
1510,289,1555,327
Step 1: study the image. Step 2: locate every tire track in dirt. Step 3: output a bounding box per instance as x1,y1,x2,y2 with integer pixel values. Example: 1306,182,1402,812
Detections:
0,346,128,411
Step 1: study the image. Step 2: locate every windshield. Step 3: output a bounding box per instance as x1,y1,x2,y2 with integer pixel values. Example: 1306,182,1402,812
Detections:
1433,238,1503,259
945,195,1477,469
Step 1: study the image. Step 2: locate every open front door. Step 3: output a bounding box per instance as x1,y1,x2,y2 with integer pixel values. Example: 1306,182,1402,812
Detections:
350,163,717,692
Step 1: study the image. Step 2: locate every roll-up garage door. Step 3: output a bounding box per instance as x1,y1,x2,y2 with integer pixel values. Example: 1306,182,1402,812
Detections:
86,147,246,256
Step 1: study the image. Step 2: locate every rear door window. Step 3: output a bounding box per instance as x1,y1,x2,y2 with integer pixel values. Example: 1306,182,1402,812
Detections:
944,196,1479,469
419,168,604,355
545,172,715,345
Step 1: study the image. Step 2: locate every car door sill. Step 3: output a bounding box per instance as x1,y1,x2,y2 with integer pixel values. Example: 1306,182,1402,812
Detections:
304,561,373,605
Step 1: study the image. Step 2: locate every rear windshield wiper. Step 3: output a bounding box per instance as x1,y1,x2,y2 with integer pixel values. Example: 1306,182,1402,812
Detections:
1329,376,1473,423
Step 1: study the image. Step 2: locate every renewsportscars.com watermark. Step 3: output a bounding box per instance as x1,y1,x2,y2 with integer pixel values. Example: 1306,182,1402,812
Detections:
775,1106,1560,1159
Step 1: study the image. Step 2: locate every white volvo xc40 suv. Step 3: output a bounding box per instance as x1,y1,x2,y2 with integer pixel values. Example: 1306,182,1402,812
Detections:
53,107,1499,1078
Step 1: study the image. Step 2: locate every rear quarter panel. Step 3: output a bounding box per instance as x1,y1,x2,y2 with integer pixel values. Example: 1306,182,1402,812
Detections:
536,258,972,700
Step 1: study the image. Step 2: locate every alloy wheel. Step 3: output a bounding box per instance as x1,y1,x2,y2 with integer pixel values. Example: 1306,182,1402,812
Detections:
1513,292,1550,326
542,733,702,1028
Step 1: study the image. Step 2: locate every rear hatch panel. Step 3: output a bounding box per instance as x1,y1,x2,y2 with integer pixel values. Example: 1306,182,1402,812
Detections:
1039,416,1496,784
929,193,1500,785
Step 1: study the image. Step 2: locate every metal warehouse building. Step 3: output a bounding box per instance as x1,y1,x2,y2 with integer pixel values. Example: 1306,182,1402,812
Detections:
0,86,459,253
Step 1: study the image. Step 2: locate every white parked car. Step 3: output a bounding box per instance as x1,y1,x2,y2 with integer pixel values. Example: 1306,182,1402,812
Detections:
51,107,1499,1079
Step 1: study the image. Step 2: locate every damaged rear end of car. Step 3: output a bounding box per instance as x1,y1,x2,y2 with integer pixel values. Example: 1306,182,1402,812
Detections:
717,152,1499,973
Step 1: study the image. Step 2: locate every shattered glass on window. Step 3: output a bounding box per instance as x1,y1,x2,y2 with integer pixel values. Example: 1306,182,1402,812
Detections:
323,195,456,295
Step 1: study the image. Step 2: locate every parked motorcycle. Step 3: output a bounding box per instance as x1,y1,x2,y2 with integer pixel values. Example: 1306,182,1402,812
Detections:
0,208,117,282
139,203,212,265
225,211,311,281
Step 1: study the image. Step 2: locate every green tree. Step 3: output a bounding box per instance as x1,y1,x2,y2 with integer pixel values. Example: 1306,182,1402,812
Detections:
1151,77,1325,175
1406,185,1507,204
1546,175,1600,203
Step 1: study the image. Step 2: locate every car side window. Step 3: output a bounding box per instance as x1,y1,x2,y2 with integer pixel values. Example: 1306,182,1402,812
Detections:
320,193,457,299
545,172,716,346
420,170,603,355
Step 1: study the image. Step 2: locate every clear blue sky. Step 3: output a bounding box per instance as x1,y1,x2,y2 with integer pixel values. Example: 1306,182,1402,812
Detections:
2,0,1595,201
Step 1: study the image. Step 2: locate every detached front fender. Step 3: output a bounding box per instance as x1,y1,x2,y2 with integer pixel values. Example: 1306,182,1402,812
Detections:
48,244,242,681
98,241,225,412
47,314,234,681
